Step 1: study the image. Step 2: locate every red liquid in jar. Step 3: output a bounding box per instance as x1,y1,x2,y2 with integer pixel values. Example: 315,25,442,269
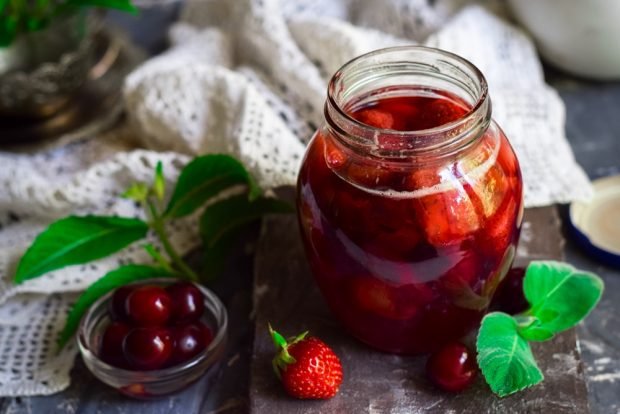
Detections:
297,88,523,354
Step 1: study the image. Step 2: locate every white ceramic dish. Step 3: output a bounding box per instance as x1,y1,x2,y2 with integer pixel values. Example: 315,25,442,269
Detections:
508,0,620,80
569,175,620,267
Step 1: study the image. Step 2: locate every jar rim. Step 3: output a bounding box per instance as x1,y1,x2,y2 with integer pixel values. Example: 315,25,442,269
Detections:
325,46,491,157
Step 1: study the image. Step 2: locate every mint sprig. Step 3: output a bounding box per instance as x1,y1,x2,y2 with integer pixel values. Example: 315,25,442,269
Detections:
477,261,604,397
477,312,543,396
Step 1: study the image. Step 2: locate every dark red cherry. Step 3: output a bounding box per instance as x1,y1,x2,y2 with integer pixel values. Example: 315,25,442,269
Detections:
99,322,131,367
170,322,213,364
123,327,173,370
166,282,205,323
426,342,477,392
125,286,171,326
492,267,529,315
109,286,134,321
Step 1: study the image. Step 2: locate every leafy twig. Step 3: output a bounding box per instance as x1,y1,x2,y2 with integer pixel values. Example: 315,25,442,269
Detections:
150,214,199,283
143,243,174,274
13,154,292,349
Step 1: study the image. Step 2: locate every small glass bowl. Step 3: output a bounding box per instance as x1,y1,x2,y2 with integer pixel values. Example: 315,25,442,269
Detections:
78,278,228,399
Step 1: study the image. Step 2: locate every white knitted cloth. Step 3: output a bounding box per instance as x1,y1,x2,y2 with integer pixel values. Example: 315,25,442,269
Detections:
0,0,592,396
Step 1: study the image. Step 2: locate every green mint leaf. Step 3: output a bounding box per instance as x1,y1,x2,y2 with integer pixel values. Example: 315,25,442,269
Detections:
200,194,293,248
201,227,242,282
15,216,149,283
122,182,149,202
200,195,292,281
0,15,18,47
518,325,555,342
513,315,537,329
26,17,44,31
536,309,560,324
523,261,604,333
165,154,261,218
477,312,544,397
66,0,138,13
57,264,172,349
153,161,166,201
514,315,554,341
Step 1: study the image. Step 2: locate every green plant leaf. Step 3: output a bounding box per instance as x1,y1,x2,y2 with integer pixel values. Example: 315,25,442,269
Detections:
153,161,166,201
200,195,292,281
0,15,18,47
26,16,44,31
477,312,544,397
57,264,172,349
518,325,554,342
523,261,604,333
201,228,242,282
514,316,555,342
66,0,137,13
200,194,293,248
122,182,149,202
165,154,261,218
15,216,149,283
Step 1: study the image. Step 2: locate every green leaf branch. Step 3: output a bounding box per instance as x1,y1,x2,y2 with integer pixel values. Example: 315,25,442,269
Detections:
12,154,293,348
148,202,200,283
477,261,604,397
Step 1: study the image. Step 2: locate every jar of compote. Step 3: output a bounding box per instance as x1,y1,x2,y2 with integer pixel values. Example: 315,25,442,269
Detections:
297,46,523,354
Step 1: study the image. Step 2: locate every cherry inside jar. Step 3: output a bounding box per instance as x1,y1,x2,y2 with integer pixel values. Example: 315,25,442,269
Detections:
297,47,523,354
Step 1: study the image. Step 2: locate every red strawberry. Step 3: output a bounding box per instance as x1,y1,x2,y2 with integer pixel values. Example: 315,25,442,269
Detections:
353,108,395,129
349,277,422,320
479,193,521,258
324,139,347,170
269,326,343,399
408,168,480,247
419,99,468,129
346,160,394,189
350,277,399,319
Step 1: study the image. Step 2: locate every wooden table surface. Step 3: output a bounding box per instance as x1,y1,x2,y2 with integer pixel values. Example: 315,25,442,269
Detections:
1,6,620,414
249,208,589,414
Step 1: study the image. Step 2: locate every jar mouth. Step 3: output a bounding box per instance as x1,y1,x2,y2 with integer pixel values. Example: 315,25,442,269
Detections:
325,46,491,158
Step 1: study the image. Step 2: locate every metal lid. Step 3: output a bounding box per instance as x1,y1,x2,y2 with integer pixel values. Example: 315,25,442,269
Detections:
569,175,620,267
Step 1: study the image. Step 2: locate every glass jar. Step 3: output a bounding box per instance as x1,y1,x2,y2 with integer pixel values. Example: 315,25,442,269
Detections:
297,46,523,354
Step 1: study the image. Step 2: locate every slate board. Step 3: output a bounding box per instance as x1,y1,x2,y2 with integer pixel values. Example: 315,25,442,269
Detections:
250,207,590,413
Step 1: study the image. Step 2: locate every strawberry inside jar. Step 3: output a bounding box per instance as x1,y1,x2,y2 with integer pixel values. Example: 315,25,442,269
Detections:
296,47,523,354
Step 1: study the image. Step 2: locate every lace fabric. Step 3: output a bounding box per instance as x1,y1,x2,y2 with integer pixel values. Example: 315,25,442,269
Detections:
0,0,592,396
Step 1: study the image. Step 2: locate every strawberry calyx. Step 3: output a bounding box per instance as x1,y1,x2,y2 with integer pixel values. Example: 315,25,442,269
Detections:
269,324,308,379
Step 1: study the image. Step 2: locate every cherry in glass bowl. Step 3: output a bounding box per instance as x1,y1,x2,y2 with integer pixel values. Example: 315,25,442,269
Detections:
78,278,227,399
